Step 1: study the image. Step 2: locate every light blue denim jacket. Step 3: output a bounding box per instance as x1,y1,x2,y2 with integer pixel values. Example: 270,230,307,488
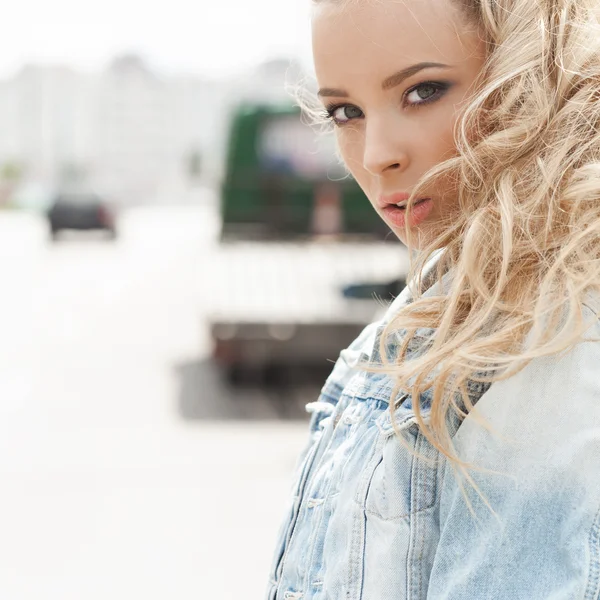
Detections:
265,257,600,600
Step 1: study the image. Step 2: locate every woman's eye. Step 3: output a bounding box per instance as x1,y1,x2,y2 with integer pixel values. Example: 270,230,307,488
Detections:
326,104,363,125
404,82,449,107
324,82,449,125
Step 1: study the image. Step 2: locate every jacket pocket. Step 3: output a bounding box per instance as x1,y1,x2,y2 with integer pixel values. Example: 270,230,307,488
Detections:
356,416,439,521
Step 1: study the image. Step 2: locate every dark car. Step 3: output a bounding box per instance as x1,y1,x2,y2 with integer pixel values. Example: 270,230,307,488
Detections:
47,192,117,240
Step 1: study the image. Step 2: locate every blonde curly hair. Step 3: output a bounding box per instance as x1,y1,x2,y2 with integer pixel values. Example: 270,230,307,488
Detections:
308,0,600,515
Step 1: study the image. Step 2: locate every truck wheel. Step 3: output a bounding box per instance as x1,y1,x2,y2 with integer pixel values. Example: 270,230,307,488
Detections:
263,364,285,387
225,365,245,386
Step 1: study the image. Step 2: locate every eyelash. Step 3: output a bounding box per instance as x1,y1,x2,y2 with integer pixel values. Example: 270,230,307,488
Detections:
323,80,451,127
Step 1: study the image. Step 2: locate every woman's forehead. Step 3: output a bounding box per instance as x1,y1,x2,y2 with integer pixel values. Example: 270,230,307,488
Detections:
312,0,482,79
312,0,465,27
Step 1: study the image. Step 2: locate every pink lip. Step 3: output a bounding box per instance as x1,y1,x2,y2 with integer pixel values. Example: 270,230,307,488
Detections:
378,192,412,209
380,197,433,229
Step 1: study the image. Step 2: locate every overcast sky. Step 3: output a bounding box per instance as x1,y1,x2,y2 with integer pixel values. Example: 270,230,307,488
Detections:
0,0,313,79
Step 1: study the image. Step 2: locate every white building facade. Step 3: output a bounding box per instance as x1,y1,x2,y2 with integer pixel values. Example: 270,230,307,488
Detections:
0,54,298,206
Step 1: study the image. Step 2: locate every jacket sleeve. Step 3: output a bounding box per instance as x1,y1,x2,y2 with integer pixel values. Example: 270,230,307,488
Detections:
428,328,600,599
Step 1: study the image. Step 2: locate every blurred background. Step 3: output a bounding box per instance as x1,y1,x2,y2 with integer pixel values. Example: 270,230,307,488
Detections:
0,1,410,598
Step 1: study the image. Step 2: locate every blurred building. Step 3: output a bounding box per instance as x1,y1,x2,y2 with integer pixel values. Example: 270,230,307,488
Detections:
0,65,95,203
0,54,302,206
92,55,177,204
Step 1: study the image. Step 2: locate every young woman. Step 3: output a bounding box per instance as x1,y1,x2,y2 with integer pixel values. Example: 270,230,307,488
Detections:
266,0,600,598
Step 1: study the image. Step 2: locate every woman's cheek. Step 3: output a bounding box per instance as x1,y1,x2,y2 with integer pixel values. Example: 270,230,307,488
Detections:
336,132,366,184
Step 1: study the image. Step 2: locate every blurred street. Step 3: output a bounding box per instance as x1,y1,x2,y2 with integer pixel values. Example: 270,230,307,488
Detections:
0,3,402,598
0,193,311,599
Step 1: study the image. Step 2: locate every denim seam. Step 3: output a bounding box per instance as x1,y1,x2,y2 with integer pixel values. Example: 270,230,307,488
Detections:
321,381,344,401
274,431,325,599
347,489,366,600
352,433,387,600
584,502,600,600
408,431,431,600
417,434,426,600
302,412,346,595
352,389,396,404
270,423,324,588
301,397,356,592
336,410,370,491
406,440,418,600
302,495,322,595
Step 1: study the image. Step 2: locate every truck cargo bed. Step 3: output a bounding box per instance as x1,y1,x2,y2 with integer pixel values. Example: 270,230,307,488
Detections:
208,240,410,381
208,240,409,322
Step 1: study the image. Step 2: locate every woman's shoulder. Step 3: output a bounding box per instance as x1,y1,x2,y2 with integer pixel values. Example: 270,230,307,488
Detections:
435,303,600,600
453,300,600,479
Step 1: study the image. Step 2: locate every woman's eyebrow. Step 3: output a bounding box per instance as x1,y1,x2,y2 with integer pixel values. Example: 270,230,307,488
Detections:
317,87,349,98
317,62,452,98
382,62,452,90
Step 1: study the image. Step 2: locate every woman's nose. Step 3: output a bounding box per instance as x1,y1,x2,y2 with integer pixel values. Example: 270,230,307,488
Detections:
362,119,410,177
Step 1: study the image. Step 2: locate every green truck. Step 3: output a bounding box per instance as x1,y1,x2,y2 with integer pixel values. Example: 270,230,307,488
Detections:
209,102,408,383
219,103,393,241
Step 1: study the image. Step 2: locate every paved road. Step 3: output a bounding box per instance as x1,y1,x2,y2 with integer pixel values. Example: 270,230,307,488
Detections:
0,203,312,599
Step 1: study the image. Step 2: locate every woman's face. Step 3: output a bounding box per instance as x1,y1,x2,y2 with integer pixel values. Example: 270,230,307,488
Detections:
312,0,487,247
